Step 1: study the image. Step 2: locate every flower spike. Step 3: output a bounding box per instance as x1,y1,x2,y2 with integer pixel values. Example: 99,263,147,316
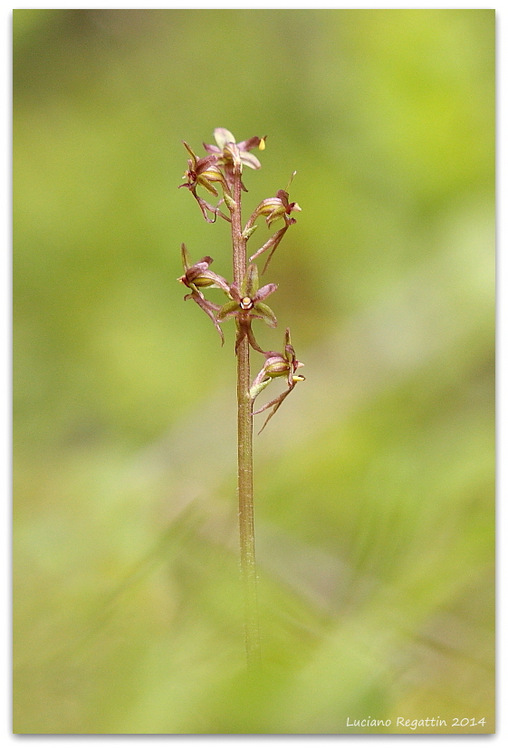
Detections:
177,129,305,662
178,129,304,427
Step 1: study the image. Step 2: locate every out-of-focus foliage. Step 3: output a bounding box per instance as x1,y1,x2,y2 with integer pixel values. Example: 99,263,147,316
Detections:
13,9,494,734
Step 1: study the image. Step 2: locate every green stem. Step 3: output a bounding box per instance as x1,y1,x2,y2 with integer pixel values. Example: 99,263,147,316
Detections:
231,168,260,664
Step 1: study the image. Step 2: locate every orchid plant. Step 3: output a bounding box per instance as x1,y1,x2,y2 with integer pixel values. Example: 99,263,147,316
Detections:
178,128,304,663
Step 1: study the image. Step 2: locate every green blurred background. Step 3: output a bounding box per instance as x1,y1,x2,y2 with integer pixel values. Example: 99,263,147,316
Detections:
13,9,495,734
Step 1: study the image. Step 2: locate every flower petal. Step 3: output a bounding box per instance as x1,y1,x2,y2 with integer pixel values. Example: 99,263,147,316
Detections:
243,264,259,297
182,141,197,165
217,299,241,321
214,128,236,150
255,283,277,302
240,152,262,170
253,302,277,327
180,242,191,271
188,292,224,345
237,136,265,152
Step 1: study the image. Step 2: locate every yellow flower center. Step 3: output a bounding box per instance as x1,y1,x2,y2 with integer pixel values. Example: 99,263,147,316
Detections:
240,296,253,310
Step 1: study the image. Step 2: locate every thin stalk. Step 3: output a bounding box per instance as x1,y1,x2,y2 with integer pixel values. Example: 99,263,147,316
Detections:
230,166,260,664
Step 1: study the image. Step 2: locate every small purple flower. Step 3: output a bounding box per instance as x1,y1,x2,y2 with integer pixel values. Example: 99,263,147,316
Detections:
248,188,302,230
244,182,301,273
217,264,277,352
250,328,305,432
178,244,230,344
204,128,266,190
179,141,231,223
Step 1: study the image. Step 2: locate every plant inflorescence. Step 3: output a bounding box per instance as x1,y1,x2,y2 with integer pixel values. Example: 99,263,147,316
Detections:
178,128,304,662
